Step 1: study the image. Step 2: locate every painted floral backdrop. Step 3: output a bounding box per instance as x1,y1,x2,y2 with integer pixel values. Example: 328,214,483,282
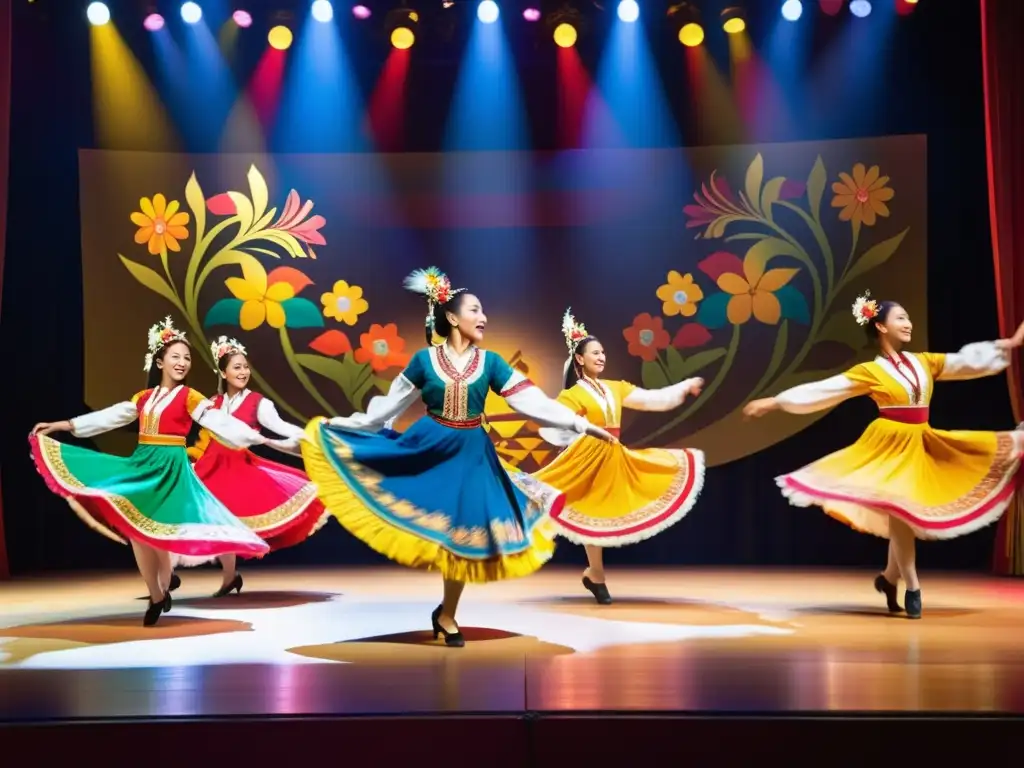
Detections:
78,137,925,466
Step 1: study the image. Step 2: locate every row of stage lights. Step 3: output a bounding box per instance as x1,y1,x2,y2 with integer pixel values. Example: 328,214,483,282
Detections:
83,0,921,50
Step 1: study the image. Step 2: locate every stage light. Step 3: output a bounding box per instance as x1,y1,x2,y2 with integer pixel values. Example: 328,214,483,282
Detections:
781,0,802,21
86,2,110,25
181,2,202,24
144,12,165,30
668,3,703,46
477,0,499,23
523,7,540,21
553,22,577,47
311,0,333,22
819,0,842,15
679,22,703,46
233,10,253,27
352,5,371,18
386,8,418,49
617,0,639,23
905,0,918,3
268,24,293,49
849,0,871,17
720,6,745,34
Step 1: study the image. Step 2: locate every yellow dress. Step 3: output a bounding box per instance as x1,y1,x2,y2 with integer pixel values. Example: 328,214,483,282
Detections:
533,377,705,547
774,342,1022,540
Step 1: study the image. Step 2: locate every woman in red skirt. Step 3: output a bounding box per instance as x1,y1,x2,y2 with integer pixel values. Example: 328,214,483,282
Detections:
183,337,327,596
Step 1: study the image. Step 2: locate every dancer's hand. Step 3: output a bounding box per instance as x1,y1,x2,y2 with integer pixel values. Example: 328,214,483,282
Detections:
688,378,705,397
31,420,71,436
586,424,619,444
742,398,778,420
996,320,1024,349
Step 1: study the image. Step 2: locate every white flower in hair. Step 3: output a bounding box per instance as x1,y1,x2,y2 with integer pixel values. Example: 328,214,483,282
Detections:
143,315,188,370
851,291,880,326
562,307,589,353
403,267,465,327
210,335,247,362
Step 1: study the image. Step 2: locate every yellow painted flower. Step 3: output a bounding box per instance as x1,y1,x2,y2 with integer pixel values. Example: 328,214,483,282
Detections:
717,253,798,325
656,271,704,317
321,280,369,326
131,194,190,255
225,260,295,330
831,164,894,227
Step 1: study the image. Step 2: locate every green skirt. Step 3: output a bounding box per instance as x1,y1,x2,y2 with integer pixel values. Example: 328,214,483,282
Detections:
30,434,270,559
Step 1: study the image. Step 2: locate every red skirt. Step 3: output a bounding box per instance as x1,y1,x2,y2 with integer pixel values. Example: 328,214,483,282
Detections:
192,438,327,553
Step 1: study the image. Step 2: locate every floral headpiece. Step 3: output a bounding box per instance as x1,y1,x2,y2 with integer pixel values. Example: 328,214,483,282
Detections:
144,315,188,371
210,336,247,363
403,267,466,332
852,290,880,326
562,307,590,355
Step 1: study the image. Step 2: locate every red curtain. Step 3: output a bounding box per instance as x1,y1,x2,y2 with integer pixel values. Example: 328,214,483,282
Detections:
0,0,10,579
982,0,1024,575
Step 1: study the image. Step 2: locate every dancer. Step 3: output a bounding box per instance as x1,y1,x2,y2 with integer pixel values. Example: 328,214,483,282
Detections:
183,337,327,596
533,309,706,605
743,292,1024,618
300,267,617,647
30,317,275,626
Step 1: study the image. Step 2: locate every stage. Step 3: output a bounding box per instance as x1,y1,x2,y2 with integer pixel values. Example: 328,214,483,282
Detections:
2,566,1023,761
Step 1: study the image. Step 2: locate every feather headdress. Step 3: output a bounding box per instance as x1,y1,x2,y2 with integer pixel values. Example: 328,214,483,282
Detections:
851,290,880,326
403,267,465,331
144,316,188,372
562,307,590,354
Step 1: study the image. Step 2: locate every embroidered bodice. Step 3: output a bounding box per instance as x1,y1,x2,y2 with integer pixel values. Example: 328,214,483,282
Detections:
558,379,632,428
210,390,264,430
134,387,209,437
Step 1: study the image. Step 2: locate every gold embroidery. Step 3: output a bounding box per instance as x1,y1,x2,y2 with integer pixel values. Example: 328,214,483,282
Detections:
490,519,526,545
38,437,260,544
237,483,321,533
434,346,481,422
138,434,186,447
557,449,696,529
793,432,1018,519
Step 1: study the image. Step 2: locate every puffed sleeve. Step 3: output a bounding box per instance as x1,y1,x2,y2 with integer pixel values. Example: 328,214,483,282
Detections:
188,389,265,448
490,353,589,433
773,366,871,415
621,378,699,412
326,374,420,432
918,343,1010,382
256,399,305,440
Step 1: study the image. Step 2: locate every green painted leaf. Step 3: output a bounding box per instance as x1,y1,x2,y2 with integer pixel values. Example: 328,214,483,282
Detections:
203,298,244,328
745,237,801,274
696,292,731,329
184,173,206,240
762,320,789,387
664,347,687,381
641,360,671,389
373,376,392,394
816,308,865,351
676,347,727,379
280,298,325,329
840,228,910,290
242,247,282,259
807,156,826,223
760,177,786,221
247,165,269,223
118,254,179,307
296,353,356,404
775,286,810,325
745,153,764,216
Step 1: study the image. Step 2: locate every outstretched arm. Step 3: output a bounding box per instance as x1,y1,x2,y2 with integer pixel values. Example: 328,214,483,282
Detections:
327,374,420,432
622,378,703,412
192,399,266,449
932,342,1011,381
32,401,139,438
499,370,616,443
744,374,868,419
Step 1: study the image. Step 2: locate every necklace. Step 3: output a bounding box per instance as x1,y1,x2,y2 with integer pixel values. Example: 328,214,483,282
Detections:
580,377,614,423
887,352,922,405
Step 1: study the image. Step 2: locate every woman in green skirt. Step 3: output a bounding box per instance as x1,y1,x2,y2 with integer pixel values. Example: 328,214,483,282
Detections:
30,317,281,626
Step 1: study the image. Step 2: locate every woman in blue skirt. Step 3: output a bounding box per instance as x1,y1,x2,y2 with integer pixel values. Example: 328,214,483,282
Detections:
301,267,617,646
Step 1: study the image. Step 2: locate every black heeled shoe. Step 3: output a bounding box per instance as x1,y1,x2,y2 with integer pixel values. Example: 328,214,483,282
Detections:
430,605,465,647
212,573,243,598
904,589,922,619
143,591,171,627
874,574,903,613
169,573,181,592
583,575,613,605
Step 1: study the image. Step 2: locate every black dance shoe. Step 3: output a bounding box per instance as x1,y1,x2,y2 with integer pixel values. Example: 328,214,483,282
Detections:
874,574,903,613
904,589,922,619
583,575,613,605
431,604,465,647
212,573,243,598
143,591,172,627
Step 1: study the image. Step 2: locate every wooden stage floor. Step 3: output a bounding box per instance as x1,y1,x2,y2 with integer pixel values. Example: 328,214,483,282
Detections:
2,566,1024,719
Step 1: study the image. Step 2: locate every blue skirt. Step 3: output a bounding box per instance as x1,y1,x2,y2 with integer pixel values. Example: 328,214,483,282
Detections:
301,415,564,583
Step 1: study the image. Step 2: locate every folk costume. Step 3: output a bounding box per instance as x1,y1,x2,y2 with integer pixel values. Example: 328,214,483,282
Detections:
774,293,1022,541
183,338,327,569
535,309,705,548
30,318,270,562
300,268,600,584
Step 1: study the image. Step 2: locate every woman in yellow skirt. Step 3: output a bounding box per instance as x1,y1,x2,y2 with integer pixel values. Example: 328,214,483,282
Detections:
533,309,706,604
744,292,1024,619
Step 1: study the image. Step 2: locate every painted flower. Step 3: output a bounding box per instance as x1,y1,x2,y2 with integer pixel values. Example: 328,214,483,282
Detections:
269,190,327,246
321,280,369,326
684,165,805,239
673,324,712,349
623,314,670,361
354,324,410,372
308,329,353,357
131,194,190,255
831,164,894,227
226,261,300,330
696,251,809,328
656,271,704,317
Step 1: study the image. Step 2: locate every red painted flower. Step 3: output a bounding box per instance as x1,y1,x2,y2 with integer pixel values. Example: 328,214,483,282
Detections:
673,324,712,349
623,314,670,362
308,330,353,357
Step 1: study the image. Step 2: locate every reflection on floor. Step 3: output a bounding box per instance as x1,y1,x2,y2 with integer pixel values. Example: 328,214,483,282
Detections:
1,567,1023,716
